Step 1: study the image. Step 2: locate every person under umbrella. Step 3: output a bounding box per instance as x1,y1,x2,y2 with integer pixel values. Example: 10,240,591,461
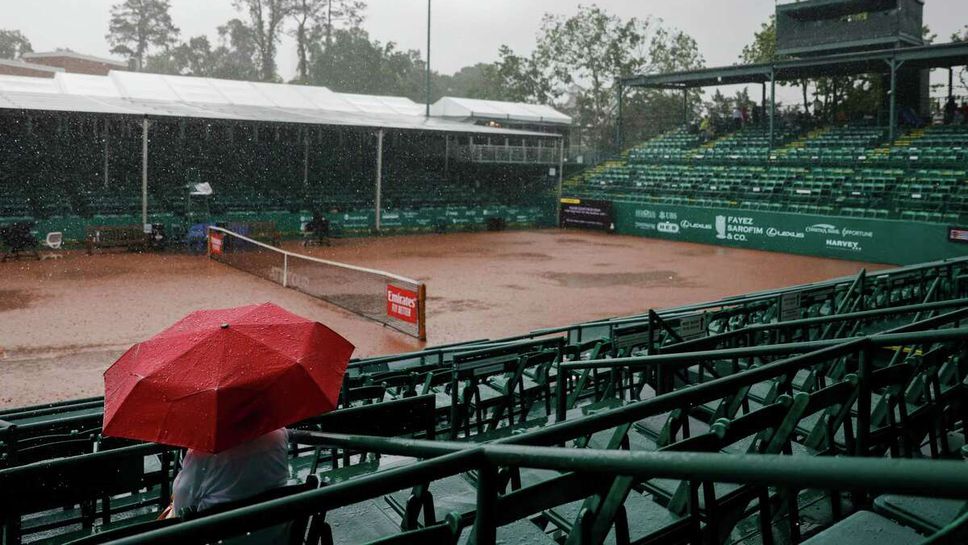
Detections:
103,302,355,530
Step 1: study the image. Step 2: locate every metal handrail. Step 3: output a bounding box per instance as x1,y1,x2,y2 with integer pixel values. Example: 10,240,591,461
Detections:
663,297,968,354
98,437,968,545
561,320,968,372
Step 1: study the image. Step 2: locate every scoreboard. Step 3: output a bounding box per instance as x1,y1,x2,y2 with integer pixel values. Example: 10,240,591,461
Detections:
776,0,923,57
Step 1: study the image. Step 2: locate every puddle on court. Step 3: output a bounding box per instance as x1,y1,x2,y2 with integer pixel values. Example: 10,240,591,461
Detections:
427,297,493,313
496,252,552,261
541,270,697,289
0,289,41,312
554,237,632,248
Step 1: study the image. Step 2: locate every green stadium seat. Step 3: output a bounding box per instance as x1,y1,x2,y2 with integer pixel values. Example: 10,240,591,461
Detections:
800,510,923,544
872,495,967,535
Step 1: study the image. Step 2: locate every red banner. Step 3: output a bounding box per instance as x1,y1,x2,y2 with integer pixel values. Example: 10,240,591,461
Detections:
386,284,418,324
210,232,224,255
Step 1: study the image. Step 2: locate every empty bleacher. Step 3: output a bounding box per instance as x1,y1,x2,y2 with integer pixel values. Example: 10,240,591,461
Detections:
0,115,556,239
568,123,968,223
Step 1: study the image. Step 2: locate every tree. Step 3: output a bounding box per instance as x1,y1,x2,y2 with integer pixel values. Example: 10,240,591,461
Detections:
0,29,32,59
951,26,968,91
144,22,260,81
537,6,651,143
740,16,811,113
232,0,292,82
489,45,557,104
437,63,507,100
494,5,703,148
106,0,179,71
307,27,426,99
289,0,365,83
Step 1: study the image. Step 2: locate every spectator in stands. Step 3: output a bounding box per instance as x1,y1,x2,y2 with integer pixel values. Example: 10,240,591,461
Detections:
812,98,823,120
960,102,968,125
168,428,290,518
944,96,957,125
700,115,713,142
951,102,965,125
740,105,750,125
732,105,743,130
304,210,330,246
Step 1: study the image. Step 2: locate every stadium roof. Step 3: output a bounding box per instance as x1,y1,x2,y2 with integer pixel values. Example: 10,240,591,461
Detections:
430,96,572,125
0,71,565,137
622,40,968,89
21,51,128,68
0,59,65,74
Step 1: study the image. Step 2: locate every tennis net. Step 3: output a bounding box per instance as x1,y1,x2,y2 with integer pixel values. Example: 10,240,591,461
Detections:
208,226,426,340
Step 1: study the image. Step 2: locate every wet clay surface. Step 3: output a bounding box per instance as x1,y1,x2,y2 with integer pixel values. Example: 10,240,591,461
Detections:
0,229,889,408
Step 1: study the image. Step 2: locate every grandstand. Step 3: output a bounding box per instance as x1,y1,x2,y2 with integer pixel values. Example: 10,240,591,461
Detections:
567,123,968,225
559,17,968,265
0,72,572,244
1,256,967,544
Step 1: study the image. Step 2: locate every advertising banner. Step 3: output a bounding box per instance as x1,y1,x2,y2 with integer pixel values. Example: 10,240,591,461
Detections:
949,226,968,244
209,232,224,255
609,201,963,265
386,284,419,324
560,198,614,230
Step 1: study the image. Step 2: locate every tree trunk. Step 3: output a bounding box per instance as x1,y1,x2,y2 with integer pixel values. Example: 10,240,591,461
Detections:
802,81,809,113
296,24,308,81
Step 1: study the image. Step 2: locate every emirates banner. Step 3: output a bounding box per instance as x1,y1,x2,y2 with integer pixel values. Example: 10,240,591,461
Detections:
386,284,419,324
209,232,224,255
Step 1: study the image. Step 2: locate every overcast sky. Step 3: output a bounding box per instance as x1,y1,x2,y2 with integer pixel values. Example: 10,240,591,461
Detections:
6,0,968,100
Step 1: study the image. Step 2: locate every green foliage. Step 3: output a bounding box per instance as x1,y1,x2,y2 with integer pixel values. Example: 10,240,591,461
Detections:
144,26,260,81
0,29,32,59
953,25,968,42
106,0,179,71
306,27,427,99
289,0,365,83
489,45,557,104
740,16,776,64
232,0,293,81
434,63,506,101
492,4,704,149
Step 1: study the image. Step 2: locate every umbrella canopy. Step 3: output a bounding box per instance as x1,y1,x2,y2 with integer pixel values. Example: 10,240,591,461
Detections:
103,302,355,453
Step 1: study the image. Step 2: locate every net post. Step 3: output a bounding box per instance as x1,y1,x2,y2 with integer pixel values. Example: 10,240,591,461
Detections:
418,283,428,341
206,226,212,257
283,254,289,288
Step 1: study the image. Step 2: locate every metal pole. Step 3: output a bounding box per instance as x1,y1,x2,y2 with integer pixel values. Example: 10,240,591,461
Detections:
889,60,897,141
949,68,954,99
425,0,431,117
375,128,384,231
556,138,564,227
103,118,109,189
302,128,309,190
141,117,148,227
769,69,776,150
761,82,767,128
616,83,624,150
682,88,688,125
473,463,498,545
444,134,449,175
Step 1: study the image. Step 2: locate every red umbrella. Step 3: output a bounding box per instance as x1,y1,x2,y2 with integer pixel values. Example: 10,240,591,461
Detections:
103,302,355,453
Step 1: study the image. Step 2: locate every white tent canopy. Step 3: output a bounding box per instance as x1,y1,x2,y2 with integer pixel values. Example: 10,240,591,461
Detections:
429,96,572,125
0,71,568,137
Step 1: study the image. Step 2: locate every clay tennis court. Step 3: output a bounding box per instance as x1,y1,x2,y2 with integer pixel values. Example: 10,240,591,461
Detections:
0,229,890,408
